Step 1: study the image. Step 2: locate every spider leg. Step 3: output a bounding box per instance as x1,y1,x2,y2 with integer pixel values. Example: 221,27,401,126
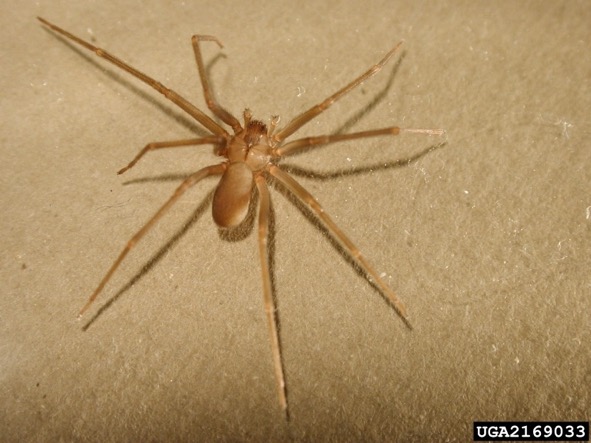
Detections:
275,126,444,157
37,17,228,137
118,136,224,174
191,35,242,133
79,163,226,316
274,41,404,142
269,165,411,328
254,175,288,416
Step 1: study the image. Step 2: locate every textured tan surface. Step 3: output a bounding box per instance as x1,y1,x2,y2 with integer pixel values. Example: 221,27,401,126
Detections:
2,1,590,441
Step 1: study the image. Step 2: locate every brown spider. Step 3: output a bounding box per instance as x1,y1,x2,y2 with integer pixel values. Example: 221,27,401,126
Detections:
39,17,444,417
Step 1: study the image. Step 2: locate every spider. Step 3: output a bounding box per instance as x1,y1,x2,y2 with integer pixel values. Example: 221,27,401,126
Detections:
39,17,444,417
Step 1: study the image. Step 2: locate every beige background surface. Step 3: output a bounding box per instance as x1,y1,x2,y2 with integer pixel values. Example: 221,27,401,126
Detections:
2,0,589,441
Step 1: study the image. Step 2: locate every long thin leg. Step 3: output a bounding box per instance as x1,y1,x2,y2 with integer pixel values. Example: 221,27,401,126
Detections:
254,175,288,416
37,17,228,137
118,136,224,174
79,163,226,316
191,35,242,133
275,126,445,157
274,41,404,142
269,165,411,328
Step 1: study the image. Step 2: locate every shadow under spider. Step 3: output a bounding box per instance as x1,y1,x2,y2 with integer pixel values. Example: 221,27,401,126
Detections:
333,52,405,136
80,178,274,330
78,37,437,333
271,142,445,325
282,141,445,181
42,26,227,137
82,140,444,331
82,188,215,330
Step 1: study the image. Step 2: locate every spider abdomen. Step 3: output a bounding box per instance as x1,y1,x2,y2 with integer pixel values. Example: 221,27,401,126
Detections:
212,162,254,228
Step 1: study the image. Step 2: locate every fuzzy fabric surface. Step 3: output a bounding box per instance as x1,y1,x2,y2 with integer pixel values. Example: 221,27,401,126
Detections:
2,1,589,441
